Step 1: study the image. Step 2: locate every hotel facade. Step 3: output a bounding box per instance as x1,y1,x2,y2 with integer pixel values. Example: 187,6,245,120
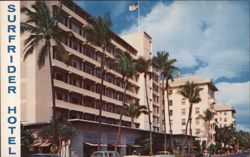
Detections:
164,76,218,144
21,0,163,156
20,0,236,156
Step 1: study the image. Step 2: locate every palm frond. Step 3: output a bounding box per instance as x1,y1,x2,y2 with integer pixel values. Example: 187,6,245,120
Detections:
38,41,50,69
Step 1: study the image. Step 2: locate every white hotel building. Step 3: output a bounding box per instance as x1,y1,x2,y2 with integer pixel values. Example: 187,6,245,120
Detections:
21,1,162,156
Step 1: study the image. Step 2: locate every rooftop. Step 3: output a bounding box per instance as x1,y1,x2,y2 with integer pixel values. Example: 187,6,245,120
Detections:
214,104,236,113
169,76,218,91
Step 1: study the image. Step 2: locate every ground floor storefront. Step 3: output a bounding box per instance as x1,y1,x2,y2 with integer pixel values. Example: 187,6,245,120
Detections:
24,120,195,157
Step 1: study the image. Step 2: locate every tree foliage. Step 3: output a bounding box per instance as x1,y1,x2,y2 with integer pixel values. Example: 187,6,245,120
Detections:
38,112,77,153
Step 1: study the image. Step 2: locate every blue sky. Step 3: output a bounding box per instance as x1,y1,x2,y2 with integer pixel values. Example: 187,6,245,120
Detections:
74,0,250,132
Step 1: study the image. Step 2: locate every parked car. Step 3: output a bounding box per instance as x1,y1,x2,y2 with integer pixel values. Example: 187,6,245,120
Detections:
156,151,171,155
30,154,59,157
91,151,120,157
154,151,175,157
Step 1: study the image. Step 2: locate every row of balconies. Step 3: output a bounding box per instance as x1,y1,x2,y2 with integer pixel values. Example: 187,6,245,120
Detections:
54,75,137,108
53,52,139,99
53,36,139,87
57,106,133,128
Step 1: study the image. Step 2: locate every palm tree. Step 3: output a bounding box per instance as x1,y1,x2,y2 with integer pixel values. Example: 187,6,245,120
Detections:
152,51,178,153
39,112,77,154
126,102,148,127
200,109,215,146
136,57,153,155
21,1,68,145
179,81,203,152
114,52,137,152
84,13,111,150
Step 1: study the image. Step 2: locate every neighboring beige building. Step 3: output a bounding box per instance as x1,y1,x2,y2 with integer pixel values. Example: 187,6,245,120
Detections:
164,76,218,143
214,104,236,128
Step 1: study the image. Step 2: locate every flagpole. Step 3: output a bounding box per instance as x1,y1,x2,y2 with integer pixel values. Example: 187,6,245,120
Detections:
138,0,140,32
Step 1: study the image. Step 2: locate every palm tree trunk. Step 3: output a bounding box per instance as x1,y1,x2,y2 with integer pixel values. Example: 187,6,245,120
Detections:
162,80,167,152
145,75,153,155
166,82,174,153
115,77,128,152
131,118,134,127
48,42,57,145
182,118,189,152
207,121,210,147
182,103,193,152
189,104,193,152
97,45,106,150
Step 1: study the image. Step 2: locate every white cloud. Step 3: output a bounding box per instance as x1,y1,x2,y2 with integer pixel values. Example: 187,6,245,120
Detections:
121,1,249,80
215,81,250,106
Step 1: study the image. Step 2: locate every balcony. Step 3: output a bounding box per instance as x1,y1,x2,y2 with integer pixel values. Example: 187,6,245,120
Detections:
55,99,131,122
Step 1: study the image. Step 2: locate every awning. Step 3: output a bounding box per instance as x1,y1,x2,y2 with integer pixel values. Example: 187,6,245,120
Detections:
84,142,107,147
130,144,143,148
108,144,127,147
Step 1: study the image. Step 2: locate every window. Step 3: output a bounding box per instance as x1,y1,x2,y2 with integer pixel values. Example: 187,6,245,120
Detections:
181,98,185,105
96,54,102,63
71,22,81,34
96,69,102,79
54,50,64,62
195,129,200,135
106,60,113,69
85,64,93,75
169,100,173,106
56,92,63,100
83,47,95,60
107,104,114,113
58,15,67,26
116,79,123,88
224,118,227,122
71,96,80,105
181,109,186,115
106,89,113,98
224,112,227,115
54,72,64,82
169,110,173,116
106,74,113,83
72,77,81,87
71,59,80,69
72,41,81,51
182,119,186,126
195,107,200,114
117,93,123,101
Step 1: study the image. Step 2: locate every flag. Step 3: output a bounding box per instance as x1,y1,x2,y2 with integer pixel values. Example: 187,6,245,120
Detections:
129,2,138,11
